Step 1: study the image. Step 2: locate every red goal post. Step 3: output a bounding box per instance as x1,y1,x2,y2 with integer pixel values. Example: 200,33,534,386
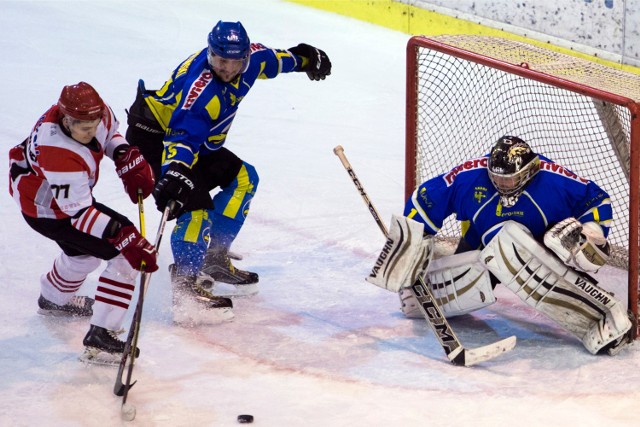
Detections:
405,35,640,338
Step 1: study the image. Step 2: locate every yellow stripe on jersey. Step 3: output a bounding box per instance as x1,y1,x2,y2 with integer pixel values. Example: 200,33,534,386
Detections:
460,220,470,237
176,52,200,78
146,80,180,130
204,95,221,121
257,61,268,80
222,164,254,218
207,134,226,145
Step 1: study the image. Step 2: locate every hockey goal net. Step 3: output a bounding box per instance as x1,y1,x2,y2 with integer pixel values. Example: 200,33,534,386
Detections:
405,35,640,338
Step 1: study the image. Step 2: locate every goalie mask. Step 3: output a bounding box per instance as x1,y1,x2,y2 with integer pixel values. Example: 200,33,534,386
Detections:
488,136,540,207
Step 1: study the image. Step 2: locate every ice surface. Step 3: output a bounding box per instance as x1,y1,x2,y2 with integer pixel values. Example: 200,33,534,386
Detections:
0,1,637,426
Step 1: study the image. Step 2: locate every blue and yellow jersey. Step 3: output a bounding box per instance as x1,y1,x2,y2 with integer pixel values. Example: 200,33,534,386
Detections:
143,43,304,173
404,154,612,249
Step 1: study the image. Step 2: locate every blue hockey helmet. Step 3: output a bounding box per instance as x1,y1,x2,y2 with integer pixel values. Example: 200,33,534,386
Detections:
207,21,250,60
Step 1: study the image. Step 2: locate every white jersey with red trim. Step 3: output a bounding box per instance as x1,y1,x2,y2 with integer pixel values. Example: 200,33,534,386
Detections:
9,103,126,223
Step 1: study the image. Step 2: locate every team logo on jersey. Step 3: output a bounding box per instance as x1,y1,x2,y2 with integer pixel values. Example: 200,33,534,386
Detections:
495,200,524,218
443,157,488,186
418,187,432,208
183,70,214,109
473,186,487,203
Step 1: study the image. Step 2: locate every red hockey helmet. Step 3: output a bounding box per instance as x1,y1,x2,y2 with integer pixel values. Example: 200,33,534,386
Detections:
57,82,105,121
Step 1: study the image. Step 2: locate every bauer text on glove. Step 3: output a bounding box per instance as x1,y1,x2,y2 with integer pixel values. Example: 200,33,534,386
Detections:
108,225,159,272
114,145,155,203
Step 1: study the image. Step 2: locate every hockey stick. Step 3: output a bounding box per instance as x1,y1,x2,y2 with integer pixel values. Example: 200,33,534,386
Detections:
333,145,516,366
114,198,173,403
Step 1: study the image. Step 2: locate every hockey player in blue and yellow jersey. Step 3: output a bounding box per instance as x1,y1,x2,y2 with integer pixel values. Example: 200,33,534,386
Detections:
405,136,612,250
125,21,331,321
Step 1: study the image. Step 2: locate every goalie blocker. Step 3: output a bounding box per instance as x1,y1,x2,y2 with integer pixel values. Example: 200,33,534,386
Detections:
366,215,433,292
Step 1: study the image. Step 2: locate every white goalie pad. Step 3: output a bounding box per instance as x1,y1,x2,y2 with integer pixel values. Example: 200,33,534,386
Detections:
367,214,433,292
481,221,631,354
400,250,496,318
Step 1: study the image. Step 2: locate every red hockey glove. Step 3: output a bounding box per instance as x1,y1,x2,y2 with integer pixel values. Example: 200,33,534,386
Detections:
115,145,155,203
107,225,159,272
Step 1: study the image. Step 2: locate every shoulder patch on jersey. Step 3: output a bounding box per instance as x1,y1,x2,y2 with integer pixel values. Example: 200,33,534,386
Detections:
176,51,201,78
183,69,214,110
539,159,589,184
443,156,488,186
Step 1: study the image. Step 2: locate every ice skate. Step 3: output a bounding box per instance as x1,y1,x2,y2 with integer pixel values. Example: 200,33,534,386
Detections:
197,270,258,298
601,311,635,356
37,294,94,317
200,247,259,296
398,287,422,319
170,264,234,325
79,325,139,365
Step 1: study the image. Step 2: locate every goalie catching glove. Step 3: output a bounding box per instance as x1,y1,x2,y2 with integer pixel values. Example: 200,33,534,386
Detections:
543,217,610,273
366,214,433,292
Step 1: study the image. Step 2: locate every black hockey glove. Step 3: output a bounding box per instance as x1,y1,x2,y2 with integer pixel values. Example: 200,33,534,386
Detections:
153,163,194,220
289,43,332,81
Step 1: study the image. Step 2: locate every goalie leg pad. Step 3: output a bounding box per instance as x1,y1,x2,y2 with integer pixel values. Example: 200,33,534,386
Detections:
399,251,496,318
367,214,433,292
428,250,496,317
481,221,630,354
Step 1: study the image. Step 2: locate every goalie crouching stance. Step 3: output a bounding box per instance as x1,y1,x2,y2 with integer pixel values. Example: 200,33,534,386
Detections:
368,136,633,355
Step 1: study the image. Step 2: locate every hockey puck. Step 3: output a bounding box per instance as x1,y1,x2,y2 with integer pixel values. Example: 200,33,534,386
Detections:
237,414,254,423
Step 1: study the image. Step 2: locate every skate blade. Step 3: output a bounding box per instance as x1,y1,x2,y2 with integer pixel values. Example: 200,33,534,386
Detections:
210,283,259,298
37,308,92,318
78,347,121,366
607,336,633,356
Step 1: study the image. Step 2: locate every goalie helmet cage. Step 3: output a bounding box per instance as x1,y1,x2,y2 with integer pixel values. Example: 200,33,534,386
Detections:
405,35,640,338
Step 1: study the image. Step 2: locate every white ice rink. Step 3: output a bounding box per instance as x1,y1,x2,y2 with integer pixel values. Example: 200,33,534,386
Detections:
0,1,638,426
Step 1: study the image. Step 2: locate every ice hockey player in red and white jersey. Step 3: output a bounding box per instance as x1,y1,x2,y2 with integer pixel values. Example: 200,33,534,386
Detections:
8,81,158,363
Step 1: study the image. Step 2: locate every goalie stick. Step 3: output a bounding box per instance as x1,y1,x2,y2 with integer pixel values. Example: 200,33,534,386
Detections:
333,145,516,366
113,198,173,402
